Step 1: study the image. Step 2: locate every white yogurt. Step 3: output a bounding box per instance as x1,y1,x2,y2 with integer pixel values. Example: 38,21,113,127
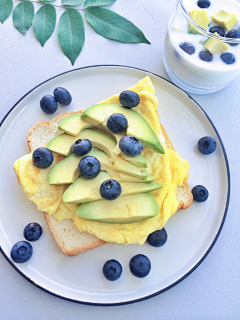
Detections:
164,0,240,93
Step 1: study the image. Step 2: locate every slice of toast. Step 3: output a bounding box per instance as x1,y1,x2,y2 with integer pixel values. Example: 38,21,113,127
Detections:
27,110,192,256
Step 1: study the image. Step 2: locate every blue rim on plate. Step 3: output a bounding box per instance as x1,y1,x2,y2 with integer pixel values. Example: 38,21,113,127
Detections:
0,65,230,306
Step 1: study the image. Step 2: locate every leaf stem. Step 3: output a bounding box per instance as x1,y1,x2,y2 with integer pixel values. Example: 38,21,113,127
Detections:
20,0,85,11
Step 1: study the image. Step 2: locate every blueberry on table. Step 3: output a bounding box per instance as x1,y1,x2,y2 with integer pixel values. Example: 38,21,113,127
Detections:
199,50,213,62
53,87,72,105
221,52,236,65
129,254,151,278
32,148,54,169
179,42,195,55
23,223,43,242
40,95,58,114
209,26,225,37
73,139,92,156
225,29,240,47
197,0,210,8
119,90,140,109
147,228,168,247
100,179,122,201
107,113,128,134
198,136,216,154
11,241,33,263
103,259,122,281
192,185,209,202
119,136,143,157
78,156,100,179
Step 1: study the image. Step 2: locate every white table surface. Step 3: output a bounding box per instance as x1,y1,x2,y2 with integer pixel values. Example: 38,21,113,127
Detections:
0,0,239,319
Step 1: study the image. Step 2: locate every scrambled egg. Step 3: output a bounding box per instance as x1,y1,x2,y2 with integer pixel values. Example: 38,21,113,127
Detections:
13,76,190,245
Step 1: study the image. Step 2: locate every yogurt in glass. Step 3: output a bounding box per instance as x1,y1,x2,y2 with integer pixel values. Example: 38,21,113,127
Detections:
163,0,240,94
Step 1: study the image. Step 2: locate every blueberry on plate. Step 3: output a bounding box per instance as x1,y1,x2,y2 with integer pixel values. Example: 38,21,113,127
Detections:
225,29,240,46
40,95,58,114
147,228,168,247
209,26,225,37
199,50,213,62
198,136,216,154
179,42,195,55
100,179,122,200
221,52,236,65
53,87,72,106
24,223,43,242
103,259,122,281
119,90,140,109
73,139,92,156
107,113,128,134
32,148,54,169
129,254,151,278
197,0,210,8
192,185,209,202
119,136,143,157
78,156,100,179
11,241,33,263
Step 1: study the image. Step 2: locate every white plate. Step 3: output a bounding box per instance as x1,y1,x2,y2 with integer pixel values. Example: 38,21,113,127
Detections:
0,66,230,305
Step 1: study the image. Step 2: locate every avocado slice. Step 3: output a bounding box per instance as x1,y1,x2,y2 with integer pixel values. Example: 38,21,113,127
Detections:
203,32,229,53
120,153,147,168
63,172,162,204
49,150,154,185
47,129,116,158
76,193,159,224
113,156,148,180
211,11,238,31
58,113,91,136
81,103,165,154
188,9,209,34
63,171,110,204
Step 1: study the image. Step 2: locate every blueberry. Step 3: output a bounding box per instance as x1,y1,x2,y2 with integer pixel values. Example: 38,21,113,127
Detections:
53,87,72,106
100,179,122,201
107,113,128,134
192,185,209,202
225,29,240,46
119,90,140,109
197,0,210,8
11,241,33,263
209,26,225,37
147,228,168,247
179,42,195,55
78,156,100,179
73,139,92,156
103,259,122,281
221,52,236,65
199,50,213,62
119,136,143,157
198,136,216,154
129,254,151,278
23,223,43,242
40,95,58,114
32,148,54,169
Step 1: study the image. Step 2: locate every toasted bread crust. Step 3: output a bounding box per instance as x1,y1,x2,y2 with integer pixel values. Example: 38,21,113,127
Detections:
44,213,106,256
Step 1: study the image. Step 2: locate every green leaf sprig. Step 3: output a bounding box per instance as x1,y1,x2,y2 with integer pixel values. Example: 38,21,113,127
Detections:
3,0,151,65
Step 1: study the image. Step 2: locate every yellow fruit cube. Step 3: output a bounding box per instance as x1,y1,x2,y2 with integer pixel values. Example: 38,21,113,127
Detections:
211,11,238,31
189,9,209,34
203,32,229,54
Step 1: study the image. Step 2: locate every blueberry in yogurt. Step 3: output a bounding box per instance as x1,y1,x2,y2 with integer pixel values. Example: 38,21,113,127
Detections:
199,50,213,62
197,0,210,9
225,29,240,46
209,26,225,37
179,42,195,55
221,52,236,65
